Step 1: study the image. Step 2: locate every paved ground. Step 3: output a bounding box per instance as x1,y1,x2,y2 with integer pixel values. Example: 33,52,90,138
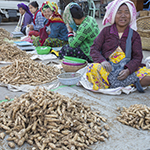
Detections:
0,22,17,33
0,19,150,150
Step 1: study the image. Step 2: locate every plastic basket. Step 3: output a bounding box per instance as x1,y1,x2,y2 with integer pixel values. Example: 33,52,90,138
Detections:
57,72,81,85
36,46,51,55
63,59,85,64
64,56,86,63
62,61,85,66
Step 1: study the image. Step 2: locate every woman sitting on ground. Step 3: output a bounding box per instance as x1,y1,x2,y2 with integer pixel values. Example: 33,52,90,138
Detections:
28,1,45,37
59,3,100,63
87,0,150,90
14,3,33,35
32,1,68,47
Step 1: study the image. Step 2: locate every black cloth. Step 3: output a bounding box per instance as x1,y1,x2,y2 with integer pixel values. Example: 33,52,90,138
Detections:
21,26,26,35
70,4,84,19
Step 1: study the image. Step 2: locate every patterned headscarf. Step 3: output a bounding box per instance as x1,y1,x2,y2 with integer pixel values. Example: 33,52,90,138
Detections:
41,1,58,13
102,0,137,30
41,1,64,23
63,2,79,32
17,3,33,18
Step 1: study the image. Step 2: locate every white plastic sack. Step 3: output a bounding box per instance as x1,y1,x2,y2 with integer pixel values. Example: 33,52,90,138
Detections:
77,66,140,95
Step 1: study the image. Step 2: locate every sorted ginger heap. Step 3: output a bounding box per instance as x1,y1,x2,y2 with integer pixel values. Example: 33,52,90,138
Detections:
0,87,109,149
0,28,12,44
117,104,150,130
0,43,32,62
0,59,61,86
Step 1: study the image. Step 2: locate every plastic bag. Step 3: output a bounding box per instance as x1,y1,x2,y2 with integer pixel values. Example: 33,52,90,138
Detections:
25,26,30,36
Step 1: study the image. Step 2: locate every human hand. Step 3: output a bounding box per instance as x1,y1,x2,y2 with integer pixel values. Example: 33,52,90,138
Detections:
47,31,51,35
101,61,112,72
28,25,34,30
117,68,130,80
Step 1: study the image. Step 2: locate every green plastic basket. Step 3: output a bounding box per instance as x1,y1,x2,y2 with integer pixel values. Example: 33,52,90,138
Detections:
64,56,86,63
36,46,51,55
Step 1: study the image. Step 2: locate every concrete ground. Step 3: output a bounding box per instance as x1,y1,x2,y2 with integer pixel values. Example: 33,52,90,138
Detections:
0,19,150,150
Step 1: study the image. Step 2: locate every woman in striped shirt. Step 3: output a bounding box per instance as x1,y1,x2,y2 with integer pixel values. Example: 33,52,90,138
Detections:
28,1,45,37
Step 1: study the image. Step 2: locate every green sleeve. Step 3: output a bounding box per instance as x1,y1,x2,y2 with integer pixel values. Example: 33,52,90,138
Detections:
68,22,89,48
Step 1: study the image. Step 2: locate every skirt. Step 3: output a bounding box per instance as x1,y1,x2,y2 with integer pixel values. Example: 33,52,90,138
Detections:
33,36,68,47
86,63,150,90
59,44,92,63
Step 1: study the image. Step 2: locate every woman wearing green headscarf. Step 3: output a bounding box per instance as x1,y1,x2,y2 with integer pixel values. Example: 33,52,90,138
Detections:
32,1,68,47
59,2,100,62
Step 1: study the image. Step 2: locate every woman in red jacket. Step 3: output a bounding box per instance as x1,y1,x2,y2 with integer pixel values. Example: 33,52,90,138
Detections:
87,0,150,91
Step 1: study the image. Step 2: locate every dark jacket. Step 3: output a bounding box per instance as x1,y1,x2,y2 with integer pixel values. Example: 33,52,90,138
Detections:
90,24,145,74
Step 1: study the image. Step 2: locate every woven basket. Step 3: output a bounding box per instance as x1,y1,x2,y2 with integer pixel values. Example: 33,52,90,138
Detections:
62,61,88,72
140,37,150,50
139,11,149,17
137,16,150,38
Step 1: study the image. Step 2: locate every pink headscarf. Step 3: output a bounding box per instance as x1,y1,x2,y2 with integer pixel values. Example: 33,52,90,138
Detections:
102,0,137,31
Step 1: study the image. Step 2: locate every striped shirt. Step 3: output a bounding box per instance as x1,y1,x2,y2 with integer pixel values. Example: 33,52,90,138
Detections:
32,11,45,31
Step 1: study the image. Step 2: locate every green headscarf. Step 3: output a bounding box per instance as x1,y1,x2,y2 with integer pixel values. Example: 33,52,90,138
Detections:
63,2,79,32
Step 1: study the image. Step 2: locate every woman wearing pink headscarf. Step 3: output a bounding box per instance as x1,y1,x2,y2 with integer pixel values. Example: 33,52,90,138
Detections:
87,0,150,91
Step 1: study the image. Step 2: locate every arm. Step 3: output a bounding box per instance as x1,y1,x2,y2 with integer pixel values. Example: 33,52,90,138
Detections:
27,22,34,30
33,12,45,31
125,32,143,74
90,28,107,63
22,13,32,27
68,24,88,48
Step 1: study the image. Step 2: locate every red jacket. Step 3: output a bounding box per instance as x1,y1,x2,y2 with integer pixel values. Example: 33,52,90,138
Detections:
90,24,145,74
